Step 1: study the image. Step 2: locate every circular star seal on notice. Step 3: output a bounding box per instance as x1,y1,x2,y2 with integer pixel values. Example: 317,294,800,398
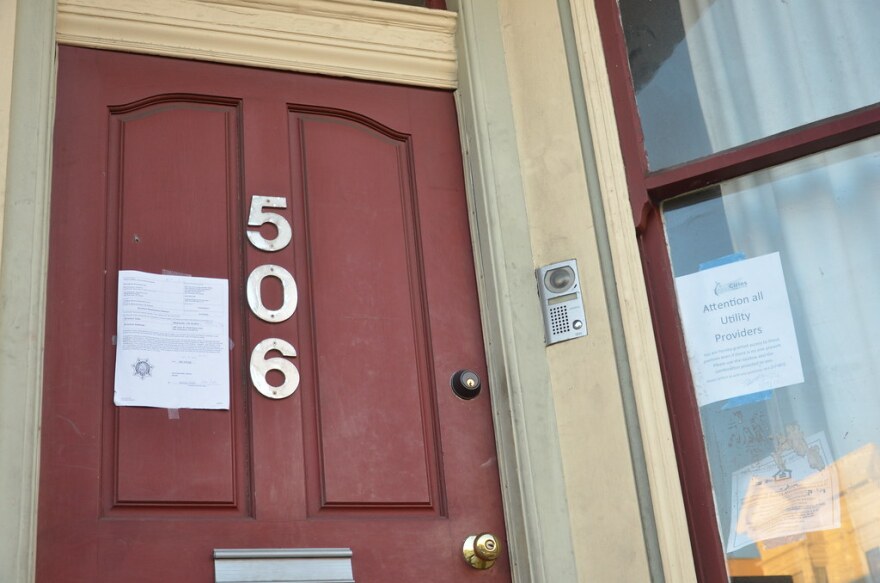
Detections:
132,358,153,380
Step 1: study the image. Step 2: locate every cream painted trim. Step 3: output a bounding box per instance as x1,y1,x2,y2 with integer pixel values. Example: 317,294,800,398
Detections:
567,0,697,580
0,0,18,257
451,1,580,580
56,0,458,88
0,1,56,581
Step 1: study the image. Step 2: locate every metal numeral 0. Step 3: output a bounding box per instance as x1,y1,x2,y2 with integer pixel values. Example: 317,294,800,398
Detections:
250,338,300,399
247,196,292,252
246,265,298,323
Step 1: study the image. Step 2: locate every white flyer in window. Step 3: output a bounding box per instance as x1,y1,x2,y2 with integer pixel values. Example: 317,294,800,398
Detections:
674,252,804,406
727,432,840,552
114,270,230,409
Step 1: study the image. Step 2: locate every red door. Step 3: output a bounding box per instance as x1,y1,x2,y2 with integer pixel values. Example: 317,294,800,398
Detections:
39,46,509,582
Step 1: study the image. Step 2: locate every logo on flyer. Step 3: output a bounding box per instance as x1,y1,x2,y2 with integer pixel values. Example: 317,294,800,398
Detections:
715,278,748,296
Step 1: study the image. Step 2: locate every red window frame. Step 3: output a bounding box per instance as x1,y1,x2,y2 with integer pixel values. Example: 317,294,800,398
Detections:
594,0,880,579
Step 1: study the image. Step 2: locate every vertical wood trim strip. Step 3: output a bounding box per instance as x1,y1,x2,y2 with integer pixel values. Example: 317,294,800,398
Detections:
0,1,56,581
450,0,580,580
0,0,17,258
567,0,698,580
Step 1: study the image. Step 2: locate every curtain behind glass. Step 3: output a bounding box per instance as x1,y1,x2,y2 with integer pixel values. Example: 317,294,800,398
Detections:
679,0,880,155
624,0,880,168
673,3,880,578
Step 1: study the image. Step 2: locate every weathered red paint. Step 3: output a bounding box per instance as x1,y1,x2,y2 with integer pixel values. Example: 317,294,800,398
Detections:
40,46,509,583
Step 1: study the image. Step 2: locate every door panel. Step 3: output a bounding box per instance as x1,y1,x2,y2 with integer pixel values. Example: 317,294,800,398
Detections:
293,109,440,510
106,96,247,511
39,46,509,582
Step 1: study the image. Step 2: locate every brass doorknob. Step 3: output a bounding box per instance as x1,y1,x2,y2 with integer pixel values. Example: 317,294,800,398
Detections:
462,533,502,570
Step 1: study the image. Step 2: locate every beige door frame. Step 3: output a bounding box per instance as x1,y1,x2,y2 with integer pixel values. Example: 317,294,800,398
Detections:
1,0,578,580
0,0,695,581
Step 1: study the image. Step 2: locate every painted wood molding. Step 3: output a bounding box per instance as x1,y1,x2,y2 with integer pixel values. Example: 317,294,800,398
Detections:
0,0,17,254
56,0,458,88
567,0,698,580
451,0,580,581
0,0,56,581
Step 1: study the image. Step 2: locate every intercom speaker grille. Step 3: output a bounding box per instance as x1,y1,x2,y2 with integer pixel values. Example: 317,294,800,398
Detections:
549,305,570,335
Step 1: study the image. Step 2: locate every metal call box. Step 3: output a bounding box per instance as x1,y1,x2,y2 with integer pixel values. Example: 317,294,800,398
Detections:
536,259,587,345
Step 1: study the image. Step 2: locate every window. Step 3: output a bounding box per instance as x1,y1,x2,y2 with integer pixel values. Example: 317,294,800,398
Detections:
618,0,880,170
599,0,880,580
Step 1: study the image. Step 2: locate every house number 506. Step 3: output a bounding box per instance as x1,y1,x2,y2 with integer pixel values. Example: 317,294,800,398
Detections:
246,195,299,399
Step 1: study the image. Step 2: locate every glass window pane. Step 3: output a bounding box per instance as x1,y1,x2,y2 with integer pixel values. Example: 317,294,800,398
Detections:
620,0,880,170
663,134,880,580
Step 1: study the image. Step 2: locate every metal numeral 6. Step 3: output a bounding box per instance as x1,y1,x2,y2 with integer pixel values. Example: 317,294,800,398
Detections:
249,338,299,399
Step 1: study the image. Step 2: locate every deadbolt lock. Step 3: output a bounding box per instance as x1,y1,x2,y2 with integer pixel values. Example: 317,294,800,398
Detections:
462,533,502,570
451,369,482,400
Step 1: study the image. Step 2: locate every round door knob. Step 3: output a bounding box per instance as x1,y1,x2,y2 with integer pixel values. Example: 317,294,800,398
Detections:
462,533,502,569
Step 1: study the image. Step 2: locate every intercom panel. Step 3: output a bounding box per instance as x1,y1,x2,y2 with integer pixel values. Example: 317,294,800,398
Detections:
536,259,587,345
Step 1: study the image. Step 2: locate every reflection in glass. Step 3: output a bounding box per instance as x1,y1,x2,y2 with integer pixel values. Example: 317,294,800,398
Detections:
620,0,880,169
663,135,880,581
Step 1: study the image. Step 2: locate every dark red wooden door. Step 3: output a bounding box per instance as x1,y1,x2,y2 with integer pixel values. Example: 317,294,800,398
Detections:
39,46,509,583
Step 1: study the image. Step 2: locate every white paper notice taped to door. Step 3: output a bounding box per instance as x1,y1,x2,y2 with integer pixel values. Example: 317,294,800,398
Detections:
114,270,230,409
727,432,840,552
674,252,804,406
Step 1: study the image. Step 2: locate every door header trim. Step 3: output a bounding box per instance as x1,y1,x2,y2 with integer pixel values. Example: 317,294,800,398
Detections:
56,0,458,88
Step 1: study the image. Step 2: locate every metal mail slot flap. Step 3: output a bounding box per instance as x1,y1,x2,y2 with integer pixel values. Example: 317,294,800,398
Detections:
214,548,355,583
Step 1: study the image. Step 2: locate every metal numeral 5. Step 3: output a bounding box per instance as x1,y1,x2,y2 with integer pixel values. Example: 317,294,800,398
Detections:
247,196,292,252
